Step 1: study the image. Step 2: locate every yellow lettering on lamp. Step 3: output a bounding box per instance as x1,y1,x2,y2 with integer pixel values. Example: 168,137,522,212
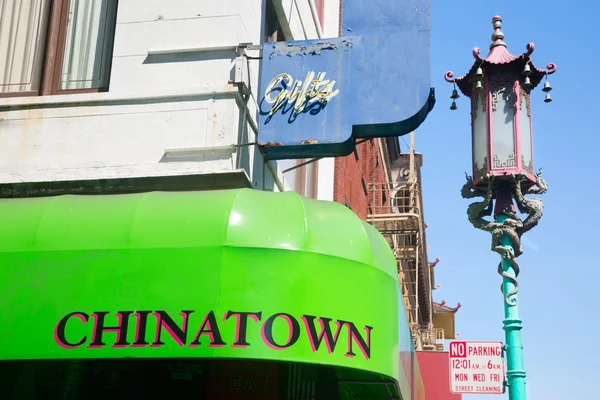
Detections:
264,71,339,115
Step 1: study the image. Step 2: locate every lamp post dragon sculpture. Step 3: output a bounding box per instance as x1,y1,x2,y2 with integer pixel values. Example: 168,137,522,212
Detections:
461,171,547,305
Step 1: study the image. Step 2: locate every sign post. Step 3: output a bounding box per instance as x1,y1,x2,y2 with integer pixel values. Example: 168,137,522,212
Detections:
449,341,505,395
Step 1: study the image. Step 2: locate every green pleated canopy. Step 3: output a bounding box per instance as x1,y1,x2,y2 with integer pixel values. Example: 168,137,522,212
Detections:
0,189,413,399
0,189,395,271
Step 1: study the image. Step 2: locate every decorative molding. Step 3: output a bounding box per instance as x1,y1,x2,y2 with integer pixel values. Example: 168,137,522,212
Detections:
493,153,516,169
0,84,239,109
474,156,488,178
490,73,516,111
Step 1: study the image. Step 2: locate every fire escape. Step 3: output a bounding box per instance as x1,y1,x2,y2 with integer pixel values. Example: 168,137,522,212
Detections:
367,134,445,352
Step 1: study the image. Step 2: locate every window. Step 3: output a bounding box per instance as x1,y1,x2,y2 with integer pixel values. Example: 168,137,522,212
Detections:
0,0,118,97
264,0,285,43
294,159,307,195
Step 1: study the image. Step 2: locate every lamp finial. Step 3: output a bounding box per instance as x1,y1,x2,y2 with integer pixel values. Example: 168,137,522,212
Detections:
490,15,506,49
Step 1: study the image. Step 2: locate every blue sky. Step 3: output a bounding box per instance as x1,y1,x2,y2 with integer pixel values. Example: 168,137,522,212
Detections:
418,1,597,399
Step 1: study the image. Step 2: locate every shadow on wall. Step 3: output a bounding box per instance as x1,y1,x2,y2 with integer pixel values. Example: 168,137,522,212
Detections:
143,49,237,82
142,50,235,64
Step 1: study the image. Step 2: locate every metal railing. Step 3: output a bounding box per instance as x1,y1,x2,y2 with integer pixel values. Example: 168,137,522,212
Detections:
367,173,436,352
435,328,446,351
435,328,445,343
367,181,421,217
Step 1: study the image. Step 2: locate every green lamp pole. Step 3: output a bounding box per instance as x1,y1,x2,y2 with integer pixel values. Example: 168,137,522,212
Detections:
444,16,556,400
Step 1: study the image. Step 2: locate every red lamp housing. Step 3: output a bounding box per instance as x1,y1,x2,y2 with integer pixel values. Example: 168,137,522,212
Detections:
445,16,556,191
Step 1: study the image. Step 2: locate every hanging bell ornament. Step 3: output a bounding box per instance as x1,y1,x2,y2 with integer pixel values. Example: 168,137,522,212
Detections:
451,89,460,99
476,67,483,77
523,63,531,75
524,76,532,88
544,93,552,103
450,101,457,110
475,80,483,90
542,81,552,92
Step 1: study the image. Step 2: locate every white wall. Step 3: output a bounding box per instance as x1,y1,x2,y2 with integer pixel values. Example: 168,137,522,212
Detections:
0,0,332,195
316,0,340,201
274,0,340,201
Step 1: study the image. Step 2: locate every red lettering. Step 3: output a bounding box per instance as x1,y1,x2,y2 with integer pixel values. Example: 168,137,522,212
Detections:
467,344,502,357
454,373,468,382
450,341,466,357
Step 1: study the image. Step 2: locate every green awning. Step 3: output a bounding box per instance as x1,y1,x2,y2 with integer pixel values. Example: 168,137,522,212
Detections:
0,189,396,273
0,189,406,396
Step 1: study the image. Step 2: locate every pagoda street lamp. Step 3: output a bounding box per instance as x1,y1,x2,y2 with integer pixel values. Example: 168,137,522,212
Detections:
445,16,556,400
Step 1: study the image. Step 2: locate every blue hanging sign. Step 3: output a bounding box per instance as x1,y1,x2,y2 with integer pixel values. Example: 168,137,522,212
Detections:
257,0,436,160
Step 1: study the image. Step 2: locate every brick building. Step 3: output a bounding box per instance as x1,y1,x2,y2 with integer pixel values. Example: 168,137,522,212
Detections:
333,138,399,220
335,135,463,399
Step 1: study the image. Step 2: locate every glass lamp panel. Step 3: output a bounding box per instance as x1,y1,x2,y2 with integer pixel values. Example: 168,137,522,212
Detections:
519,88,533,174
490,74,516,169
471,88,488,178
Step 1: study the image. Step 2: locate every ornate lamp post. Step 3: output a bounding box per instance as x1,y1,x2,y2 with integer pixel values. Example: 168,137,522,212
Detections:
445,16,556,400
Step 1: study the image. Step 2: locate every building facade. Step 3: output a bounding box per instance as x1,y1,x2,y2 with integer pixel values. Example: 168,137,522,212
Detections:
0,1,455,399
333,134,463,399
0,0,335,199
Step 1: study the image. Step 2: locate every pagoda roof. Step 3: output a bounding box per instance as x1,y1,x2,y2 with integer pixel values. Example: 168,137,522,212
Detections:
433,300,462,313
444,16,556,98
